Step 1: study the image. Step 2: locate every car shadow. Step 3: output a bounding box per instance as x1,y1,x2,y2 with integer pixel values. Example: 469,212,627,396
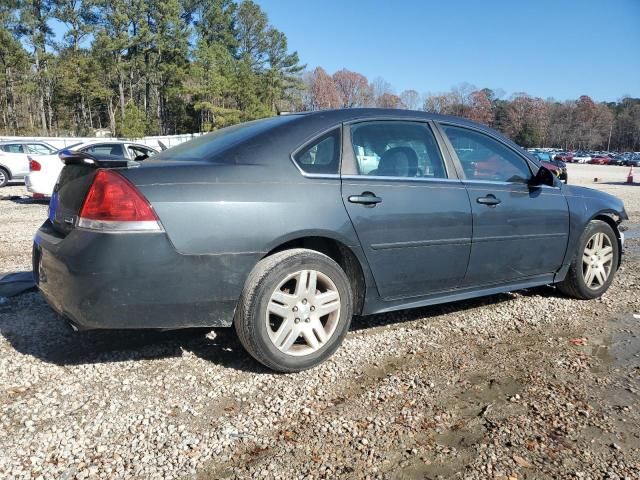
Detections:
0,286,564,373
598,181,639,187
0,194,50,205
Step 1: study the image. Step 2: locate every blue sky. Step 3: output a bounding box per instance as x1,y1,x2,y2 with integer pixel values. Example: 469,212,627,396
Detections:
255,0,640,102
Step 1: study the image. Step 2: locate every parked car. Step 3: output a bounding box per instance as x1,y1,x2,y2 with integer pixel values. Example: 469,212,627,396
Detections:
0,140,58,187
609,155,626,166
589,155,609,165
26,140,159,197
531,151,568,183
572,152,592,164
33,109,627,372
554,152,574,163
625,155,640,167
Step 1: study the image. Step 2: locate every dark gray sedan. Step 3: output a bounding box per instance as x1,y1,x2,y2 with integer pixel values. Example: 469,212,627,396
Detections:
33,109,627,372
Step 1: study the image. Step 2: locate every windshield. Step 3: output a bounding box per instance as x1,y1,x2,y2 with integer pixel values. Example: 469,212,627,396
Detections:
153,115,301,162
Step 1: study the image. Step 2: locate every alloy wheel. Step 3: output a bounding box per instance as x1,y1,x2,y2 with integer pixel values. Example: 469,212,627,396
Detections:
265,269,341,356
582,232,614,290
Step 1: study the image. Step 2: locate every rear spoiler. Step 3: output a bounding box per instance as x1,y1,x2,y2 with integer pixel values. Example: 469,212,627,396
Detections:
58,149,137,168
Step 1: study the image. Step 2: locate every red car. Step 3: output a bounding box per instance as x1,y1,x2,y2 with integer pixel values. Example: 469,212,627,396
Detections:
589,155,609,165
554,152,574,163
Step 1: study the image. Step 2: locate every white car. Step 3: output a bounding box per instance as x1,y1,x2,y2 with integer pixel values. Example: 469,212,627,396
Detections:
26,140,159,197
572,153,592,164
0,141,57,187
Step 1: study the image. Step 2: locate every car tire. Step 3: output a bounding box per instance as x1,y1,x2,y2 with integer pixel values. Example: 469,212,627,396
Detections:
557,220,619,300
234,248,353,372
0,167,9,187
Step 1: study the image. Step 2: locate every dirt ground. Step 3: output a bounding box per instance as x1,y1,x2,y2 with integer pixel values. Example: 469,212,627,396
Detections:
0,164,639,479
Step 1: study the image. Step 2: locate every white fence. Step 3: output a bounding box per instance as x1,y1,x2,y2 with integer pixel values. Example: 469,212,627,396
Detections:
0,133,205,150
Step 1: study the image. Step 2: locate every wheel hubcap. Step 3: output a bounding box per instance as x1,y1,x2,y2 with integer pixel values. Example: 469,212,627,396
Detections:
582,232,614,290
265,269,341,356
0,171,5,183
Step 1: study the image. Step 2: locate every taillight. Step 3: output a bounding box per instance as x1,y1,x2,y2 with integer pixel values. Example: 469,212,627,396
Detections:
77,169,161,231
30,159,42,171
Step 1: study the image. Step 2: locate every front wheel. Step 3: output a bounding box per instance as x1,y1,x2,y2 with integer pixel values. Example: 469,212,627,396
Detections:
234,249,353,372
0,168,8,188
557,220,619,299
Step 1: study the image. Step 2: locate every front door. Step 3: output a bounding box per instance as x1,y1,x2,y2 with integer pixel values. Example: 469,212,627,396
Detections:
341,120,473,300
438,124,570,286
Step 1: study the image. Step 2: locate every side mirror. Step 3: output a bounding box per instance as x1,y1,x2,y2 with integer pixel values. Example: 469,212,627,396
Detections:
530,166,555,187
134,153,149,162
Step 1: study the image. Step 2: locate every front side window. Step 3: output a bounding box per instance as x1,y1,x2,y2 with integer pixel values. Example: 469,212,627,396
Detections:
128,145,156,160
442,125,532,183
27,143,56,155
293,129,340,175
350,121,446,178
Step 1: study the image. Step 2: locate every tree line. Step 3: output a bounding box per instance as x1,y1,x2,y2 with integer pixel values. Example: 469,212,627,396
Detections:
1,1,639,150
1,0,304,137
303,69,640,151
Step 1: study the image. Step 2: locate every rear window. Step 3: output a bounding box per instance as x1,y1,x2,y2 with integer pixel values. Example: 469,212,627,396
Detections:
153,115,301,162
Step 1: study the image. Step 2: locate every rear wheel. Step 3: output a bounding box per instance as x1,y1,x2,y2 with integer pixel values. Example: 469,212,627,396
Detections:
0,168,8,187
557,220,618,299
234,249,353,372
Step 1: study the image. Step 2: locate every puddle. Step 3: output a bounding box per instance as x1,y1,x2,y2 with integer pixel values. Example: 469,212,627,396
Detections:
587,314,640,369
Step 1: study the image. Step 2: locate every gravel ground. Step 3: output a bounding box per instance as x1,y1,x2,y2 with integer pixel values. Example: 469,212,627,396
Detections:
1,165,639,479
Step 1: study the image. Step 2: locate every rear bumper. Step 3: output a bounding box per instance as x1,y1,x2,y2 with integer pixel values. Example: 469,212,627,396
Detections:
25,172,54,196
33,221,258,329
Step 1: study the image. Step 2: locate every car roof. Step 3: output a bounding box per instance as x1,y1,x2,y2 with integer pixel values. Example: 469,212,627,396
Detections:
266,108,521,152
64,140,155,149
0,140,53,145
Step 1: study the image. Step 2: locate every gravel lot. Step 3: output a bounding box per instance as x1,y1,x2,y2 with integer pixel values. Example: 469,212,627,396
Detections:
1,165,639,479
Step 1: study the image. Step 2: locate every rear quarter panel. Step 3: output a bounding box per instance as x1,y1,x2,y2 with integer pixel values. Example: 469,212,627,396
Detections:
120,158,365,309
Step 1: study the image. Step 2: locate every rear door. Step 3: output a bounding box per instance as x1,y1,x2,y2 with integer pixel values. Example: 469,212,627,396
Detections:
341,120,472,300
0,143,29,176
437,123,569,286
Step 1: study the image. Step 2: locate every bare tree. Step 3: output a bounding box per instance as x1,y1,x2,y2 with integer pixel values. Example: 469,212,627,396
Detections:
371,76,392,105
332,68,371,108
400,89,420,110
308,67,340,110
376,92,402,109
466,90,493,125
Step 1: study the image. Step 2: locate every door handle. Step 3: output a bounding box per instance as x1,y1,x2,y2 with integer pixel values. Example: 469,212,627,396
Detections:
348,192,382,206
476,194,501,206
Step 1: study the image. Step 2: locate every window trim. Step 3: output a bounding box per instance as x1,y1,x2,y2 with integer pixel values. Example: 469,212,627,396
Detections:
434,121,540,185
289,126,342,179
340,119,454,181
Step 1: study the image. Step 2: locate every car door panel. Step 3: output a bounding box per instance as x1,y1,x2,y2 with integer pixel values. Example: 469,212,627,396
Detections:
437,123,570,286
342,178,472,299
340,120,472,300
464,182,569,285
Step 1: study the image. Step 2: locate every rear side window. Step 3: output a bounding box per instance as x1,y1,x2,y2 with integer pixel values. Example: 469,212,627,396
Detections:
83,144,125,157
442,125,532,183
350,121,447,178
293,129,340,175
1,143,25,153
